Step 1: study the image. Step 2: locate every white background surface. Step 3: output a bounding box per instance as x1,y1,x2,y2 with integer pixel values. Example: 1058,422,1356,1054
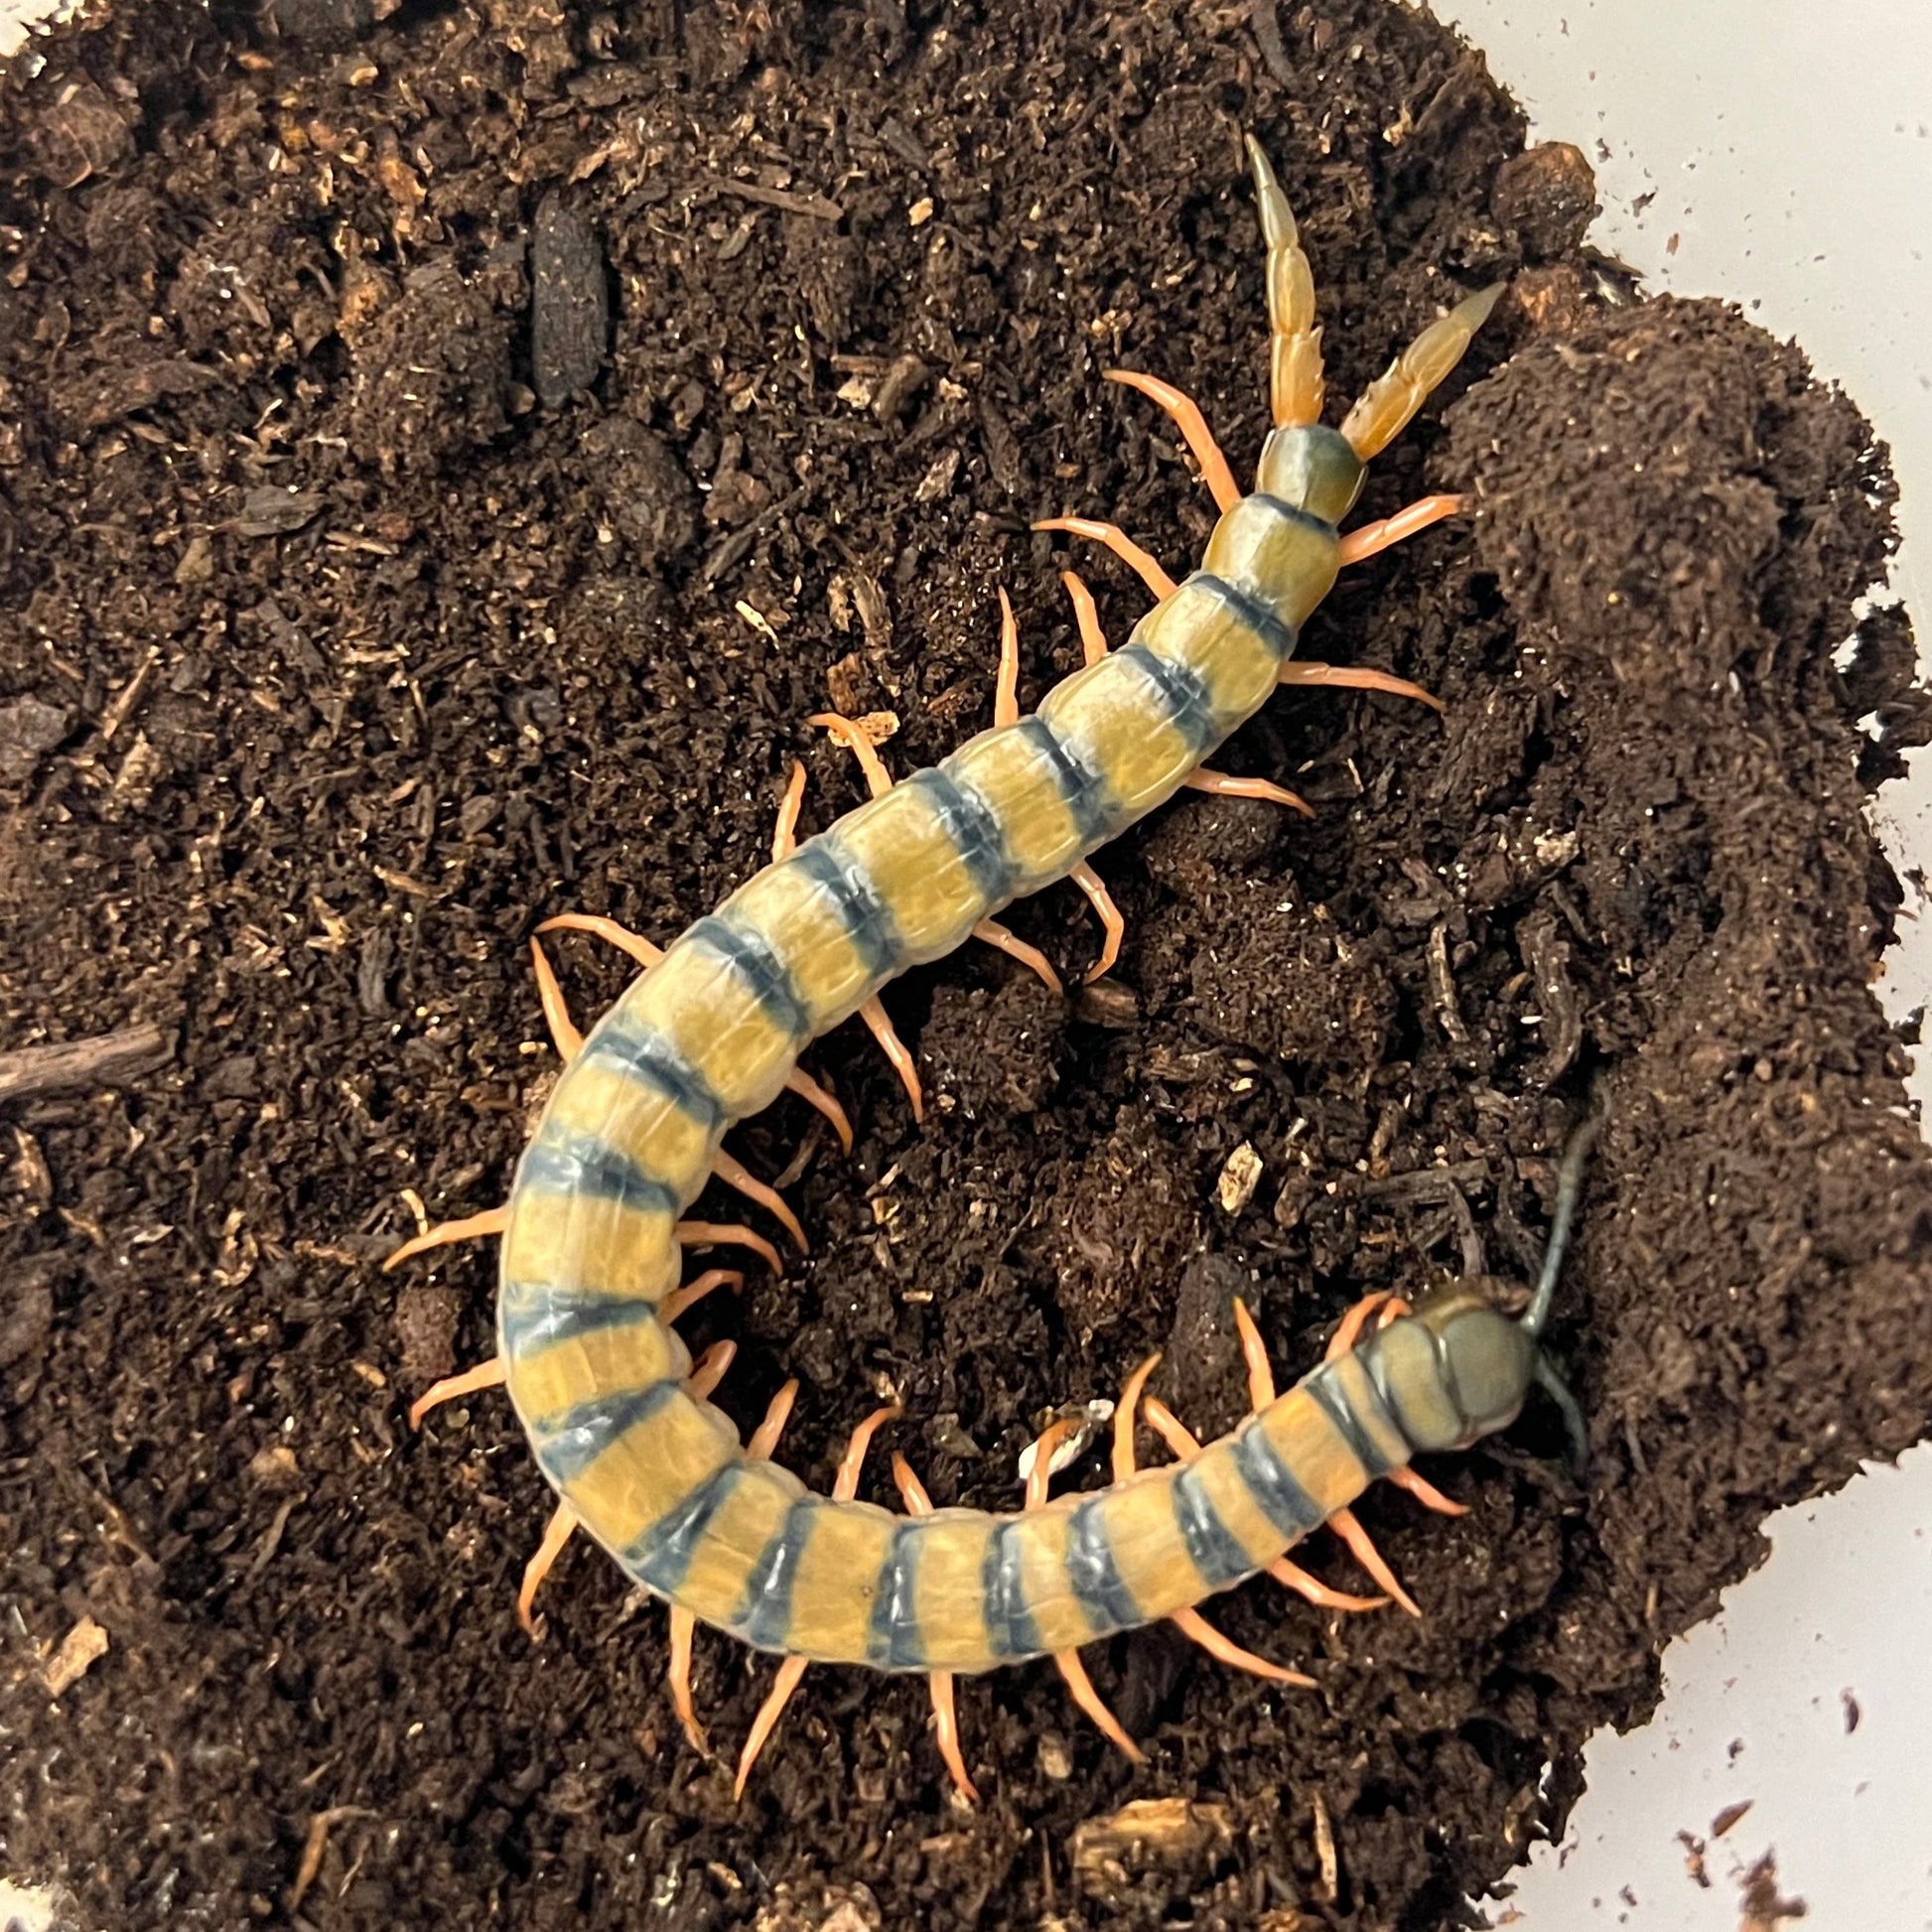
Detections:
1,3,1928,1929
1429,4,1932,1927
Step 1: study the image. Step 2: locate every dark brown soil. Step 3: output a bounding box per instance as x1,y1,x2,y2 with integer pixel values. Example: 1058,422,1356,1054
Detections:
3,2,1929,1928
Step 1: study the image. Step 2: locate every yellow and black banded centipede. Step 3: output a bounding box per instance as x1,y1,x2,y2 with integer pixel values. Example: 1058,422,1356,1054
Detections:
387,137,1593,1802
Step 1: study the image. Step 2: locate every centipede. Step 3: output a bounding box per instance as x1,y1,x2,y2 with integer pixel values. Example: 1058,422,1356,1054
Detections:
386,136,1592,1802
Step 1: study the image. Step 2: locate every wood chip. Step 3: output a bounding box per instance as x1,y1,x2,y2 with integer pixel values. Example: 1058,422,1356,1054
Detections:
530,195,609,408
1216,1141,1264,1214
707,176,843,221
1711,1799,1754,1839
1311,1789,1339,1903
0,1023,174,1105
1070,1798,1233,1902
44,1614,108,1696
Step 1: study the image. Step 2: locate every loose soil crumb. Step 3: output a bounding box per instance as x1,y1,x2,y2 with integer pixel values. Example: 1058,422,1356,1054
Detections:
3,2,1928,1928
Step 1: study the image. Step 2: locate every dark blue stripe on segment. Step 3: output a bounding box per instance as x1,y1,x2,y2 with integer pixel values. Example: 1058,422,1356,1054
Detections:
982,1520,1045,1659
1231,1418,1326,1538
531,1378,679,1482
1065,1497,1140,1635
904,766,1015,905
498,1286,657,1357
625,1461,741,1593
1307,1365,1394,1479
686,915,808,1040
736,1498,814,1650
517,1130,679,1218
788,838,899,980
866,1522,925,1670
1172,1463,1255,1588
578,1020,723,1134
1251,491,1337,540
1117,641,1217,752
1015,715,1110,844
1192,570,1299,666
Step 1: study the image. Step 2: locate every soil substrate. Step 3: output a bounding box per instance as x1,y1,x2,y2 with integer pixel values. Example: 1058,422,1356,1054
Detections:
3,1,1930,1927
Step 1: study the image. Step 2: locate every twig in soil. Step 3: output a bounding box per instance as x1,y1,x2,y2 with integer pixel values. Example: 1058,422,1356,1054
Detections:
702,483,814,585
706,176,843,221
0,1023,174,1105
98,643,161,743
1310,1789,1339,1903
1250,0,1297,86
1427,918,1470,1045
1352,1158,1489,1204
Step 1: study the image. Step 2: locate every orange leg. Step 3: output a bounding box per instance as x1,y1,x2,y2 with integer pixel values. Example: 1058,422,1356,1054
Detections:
383,1204,509,1273
673,1378,796,1757
735,1400,901,1799
971,917,1063,994
1278,659,1443,714
733,1655,809,1801
994,586,1025,728
709,1148,808,1255
1322,1291,1400,1363
893,1453,985,1800
1336,492,1464,567
1111,1353,1165,1481
771,759,808,862
1232,1299,1278,1407
661,1267,743,1325
538,907,853,1152
1387,1465,1469,1517
1103,369,1242,513
667,1608,705,1751
747,1377,800,1460
783,1065,855,1152
407,1355,507,1430
1033,517,1178,601
676,1221,782,1279
1068,862,1124,982
528,932,586,1058
1180,767,1313,817
859,995,924,1122
1273,1557,1388,1615
1167,1605,1317,1687
1326,1506,1421,1618
517,1499,578,1639
685,1338,737,1400
537,910,662,970
1060,569,1110,667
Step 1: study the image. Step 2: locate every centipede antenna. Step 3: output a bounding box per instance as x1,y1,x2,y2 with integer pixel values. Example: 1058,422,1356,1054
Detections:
1533,1357,1589,1479
1522,1110,1603,1338
1246,135,1325,430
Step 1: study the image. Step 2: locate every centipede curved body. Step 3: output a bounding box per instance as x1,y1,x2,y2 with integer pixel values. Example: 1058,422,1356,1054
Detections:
399,138,1585,1785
